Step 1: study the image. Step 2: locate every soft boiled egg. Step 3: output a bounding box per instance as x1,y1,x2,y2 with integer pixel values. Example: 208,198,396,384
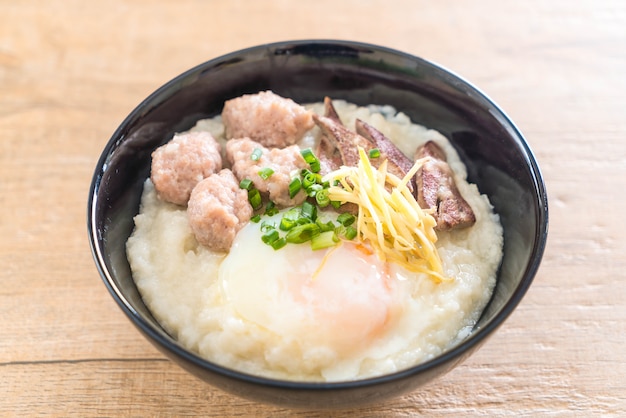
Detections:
218,212,409,370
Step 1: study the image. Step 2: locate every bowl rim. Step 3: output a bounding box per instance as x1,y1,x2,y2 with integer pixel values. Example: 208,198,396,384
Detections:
88,39,549,391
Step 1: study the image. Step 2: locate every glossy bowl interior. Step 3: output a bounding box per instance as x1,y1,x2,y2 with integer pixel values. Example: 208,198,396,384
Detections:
88,40,548,408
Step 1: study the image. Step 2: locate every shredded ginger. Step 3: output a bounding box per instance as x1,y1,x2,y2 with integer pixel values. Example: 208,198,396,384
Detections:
324,147,448,282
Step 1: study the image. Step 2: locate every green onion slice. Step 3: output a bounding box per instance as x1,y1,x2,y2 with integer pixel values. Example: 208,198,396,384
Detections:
368,148,381,159
261,229,279,244
285,223,321,244
300,148,321,173
264,201,279,216
315,189,330,207
337,212,356,226
310,230,339,251
310,161,321,173
251,148,263,161
302,171,318,189
248,188,262,210
239,178,254,190
344,225,358,240
279,208,301,231
270,237,287,250
279,217,297,231
258,167,274,180
316,219,335,232
307,183,323,197
300,201,317,221
260,220,276,232
288,177,302,199
296,217,310,226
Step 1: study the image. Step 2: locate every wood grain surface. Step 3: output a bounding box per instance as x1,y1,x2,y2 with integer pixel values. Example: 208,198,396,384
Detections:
1,0,625,416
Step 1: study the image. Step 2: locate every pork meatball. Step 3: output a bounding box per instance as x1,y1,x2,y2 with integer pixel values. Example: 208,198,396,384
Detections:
226,138,308,207
150,131,222,206
221,91,314,148
187,169,252,252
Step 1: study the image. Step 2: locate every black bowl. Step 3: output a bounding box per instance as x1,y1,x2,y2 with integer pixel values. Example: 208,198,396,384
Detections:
88,40,548,408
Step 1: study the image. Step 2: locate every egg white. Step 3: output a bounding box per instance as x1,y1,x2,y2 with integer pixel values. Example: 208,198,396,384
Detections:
217,211,418,375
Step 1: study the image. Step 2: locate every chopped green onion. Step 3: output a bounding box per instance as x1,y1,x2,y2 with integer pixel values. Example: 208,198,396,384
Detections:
344,225,358,240
251,148,262,161
337,212,356,226
316,219,335,232
310,230,339,250
280,217,297,231
258,167,274,180
331,200,342,209
368,148,381,159
250,214,261,223
264,201,279,216
307,183,323,197
279,208,301,231
248,188,262,210
302,171,318,189
300,201,317,221
315,189,330,207
300,148,315,161
270,237,287,250
288,177,302,198
296,217,310,226
300,148,321,173
261,229,279,244
239,178,254,190
285,223,321,244
260,220,275,232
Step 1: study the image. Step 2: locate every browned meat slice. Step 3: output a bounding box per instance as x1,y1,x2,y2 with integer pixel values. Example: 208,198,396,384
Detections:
316,97,344,175
187,169,252,252
317,135,342,175
415,141,476,231
355,119,415,187
313,114,373,167
313,112,413,184
322,95,342,123
150,131,222,206
415,140,447,161
221,91,314,148
226,138,308,207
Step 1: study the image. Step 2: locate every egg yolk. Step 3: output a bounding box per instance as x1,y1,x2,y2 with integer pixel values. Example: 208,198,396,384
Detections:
218,220,402,354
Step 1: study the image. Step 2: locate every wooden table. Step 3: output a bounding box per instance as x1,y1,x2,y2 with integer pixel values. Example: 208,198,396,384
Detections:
2,0,625,415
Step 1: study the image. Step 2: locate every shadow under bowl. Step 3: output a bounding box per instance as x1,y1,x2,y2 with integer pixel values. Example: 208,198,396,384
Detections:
88,40,548,409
